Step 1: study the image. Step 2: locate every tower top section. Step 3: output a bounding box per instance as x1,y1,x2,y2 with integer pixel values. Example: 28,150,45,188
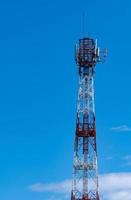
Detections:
75,37,106,68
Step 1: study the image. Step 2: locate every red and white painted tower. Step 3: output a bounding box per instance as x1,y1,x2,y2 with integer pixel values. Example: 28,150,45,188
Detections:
71,37,106,200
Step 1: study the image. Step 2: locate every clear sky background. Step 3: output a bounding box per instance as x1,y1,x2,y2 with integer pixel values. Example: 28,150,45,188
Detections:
0,0,131,200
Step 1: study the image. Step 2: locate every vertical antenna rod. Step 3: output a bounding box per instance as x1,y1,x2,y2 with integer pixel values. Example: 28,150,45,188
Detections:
82,13,86,37
71,37,106,200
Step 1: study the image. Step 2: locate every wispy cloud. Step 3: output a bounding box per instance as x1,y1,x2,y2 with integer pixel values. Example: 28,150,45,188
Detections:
111,125,131,132
29,173,131,200
47,195,68,200
122,155,131,166
29,179,71,193
106,156,113,160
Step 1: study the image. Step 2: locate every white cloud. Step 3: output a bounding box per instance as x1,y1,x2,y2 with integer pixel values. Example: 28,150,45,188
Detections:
100,173,131,191
111,125,131,132
29,172,131,200
104,190,131,200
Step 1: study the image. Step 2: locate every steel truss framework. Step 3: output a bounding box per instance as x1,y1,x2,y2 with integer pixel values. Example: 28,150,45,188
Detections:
71,38,106,200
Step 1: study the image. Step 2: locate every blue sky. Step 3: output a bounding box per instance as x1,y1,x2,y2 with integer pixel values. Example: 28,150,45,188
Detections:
0,0,131,199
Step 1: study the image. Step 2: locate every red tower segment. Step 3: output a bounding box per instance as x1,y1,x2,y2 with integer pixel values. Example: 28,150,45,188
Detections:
71,38,106,200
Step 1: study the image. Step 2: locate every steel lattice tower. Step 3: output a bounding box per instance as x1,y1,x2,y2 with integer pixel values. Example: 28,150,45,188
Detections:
71,37,106,200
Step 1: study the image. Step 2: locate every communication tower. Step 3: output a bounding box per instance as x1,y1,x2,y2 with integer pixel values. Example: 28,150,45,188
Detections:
71,37,106,200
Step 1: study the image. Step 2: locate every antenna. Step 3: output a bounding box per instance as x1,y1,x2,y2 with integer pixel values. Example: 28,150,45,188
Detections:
82,13,88,37
82,13,85,37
